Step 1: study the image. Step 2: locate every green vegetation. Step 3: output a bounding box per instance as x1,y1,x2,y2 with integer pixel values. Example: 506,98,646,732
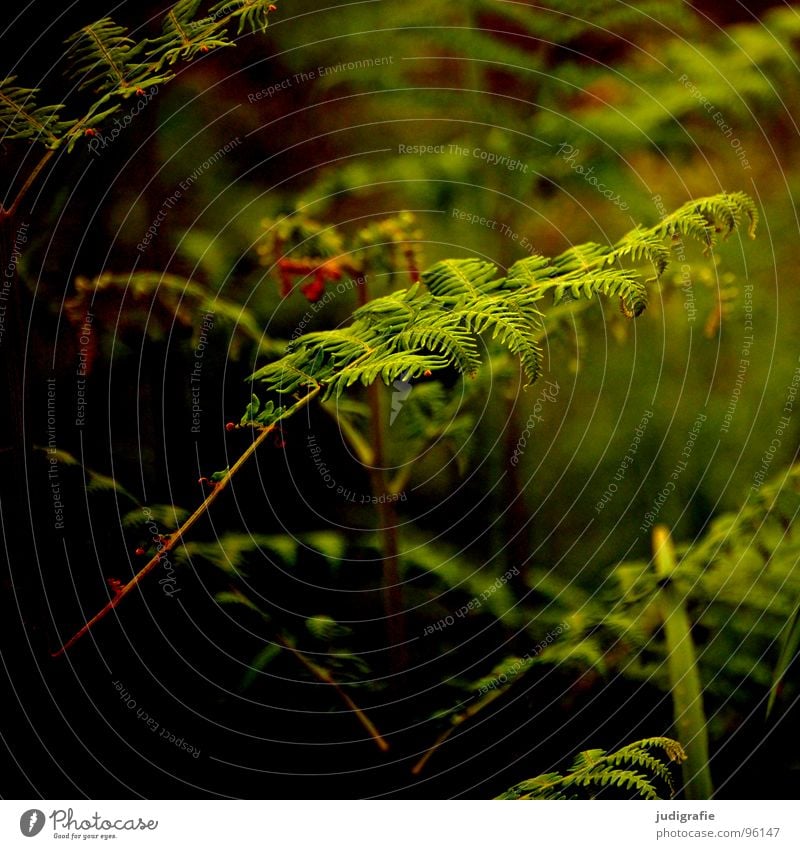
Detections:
2,0,798,801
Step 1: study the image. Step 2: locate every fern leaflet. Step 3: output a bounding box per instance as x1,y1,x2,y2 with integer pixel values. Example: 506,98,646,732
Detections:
147,0,234,67
0,77,73,148
66,18,170,98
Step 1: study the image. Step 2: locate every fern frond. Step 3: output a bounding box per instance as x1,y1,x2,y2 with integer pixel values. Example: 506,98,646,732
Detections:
250,193,754,410
687,191,759,240
351,283,427,327
551,241,609,275
67,18,171,97
610,228,671,274
508,192,757,316
599,739,680,793
0,77,72,147
550,267,648,315
210,0,275,34
147,0,234,68
498,737,686,800
570,748,606,770
287,327,376,361
653,192,758,245
505,254,555,287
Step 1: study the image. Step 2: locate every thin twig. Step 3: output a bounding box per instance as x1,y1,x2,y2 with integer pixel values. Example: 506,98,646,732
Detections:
52,388,321,657
1,149,55,220
278,636,390,753
412,687,505,775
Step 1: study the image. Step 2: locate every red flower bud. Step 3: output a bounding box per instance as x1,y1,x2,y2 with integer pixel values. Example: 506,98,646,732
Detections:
301,277,326,302
135,547,145,556
225,422,236,432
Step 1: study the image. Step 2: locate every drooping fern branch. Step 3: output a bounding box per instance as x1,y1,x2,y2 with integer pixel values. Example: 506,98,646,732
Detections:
53,192,756,655
0,1,279,214
497,737,687,800
66,18,172,99
52,386,319,658
247,192,756,405
66,270,287,359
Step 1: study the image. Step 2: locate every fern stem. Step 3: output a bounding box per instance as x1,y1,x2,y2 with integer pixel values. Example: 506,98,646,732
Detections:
1,149,54,220
652,525,713,800
52,386,321,657
278,636,390,752
411,726,454,775
354,271,408,674
412,685,505,774
367,372,408,675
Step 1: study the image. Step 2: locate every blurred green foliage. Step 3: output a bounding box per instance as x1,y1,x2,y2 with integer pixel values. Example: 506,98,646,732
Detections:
11,0,800,797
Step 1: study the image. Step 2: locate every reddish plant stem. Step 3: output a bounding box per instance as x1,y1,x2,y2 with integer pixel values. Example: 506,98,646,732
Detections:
356,271,408,674
1,149,55,221
367,382,408,675
412,686,506,774
53,388,320,657
403,245,420,284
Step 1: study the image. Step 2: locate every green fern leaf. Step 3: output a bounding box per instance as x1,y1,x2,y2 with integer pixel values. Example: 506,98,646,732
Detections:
455,292,543,383
422,258,502,298
506,192,757,319
248,194,755,418
395,315,482,377
499,736,686,800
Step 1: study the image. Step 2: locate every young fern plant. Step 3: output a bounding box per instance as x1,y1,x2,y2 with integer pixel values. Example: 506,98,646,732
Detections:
497,737,687,800
478,459,800,800
53,191,757,655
